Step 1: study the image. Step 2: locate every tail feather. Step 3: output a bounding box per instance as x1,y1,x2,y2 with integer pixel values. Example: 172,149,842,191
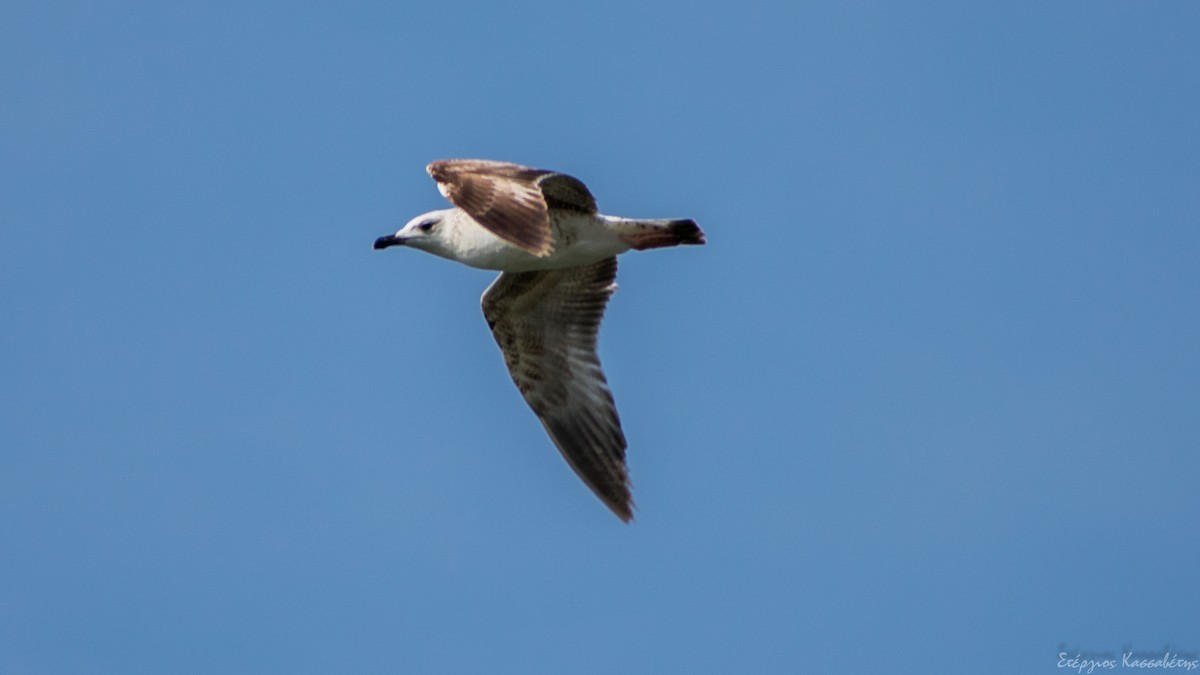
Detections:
622,218,706,251
666,219,706,246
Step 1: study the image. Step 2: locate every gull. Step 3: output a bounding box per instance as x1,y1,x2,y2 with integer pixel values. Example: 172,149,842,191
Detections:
374,159,705,521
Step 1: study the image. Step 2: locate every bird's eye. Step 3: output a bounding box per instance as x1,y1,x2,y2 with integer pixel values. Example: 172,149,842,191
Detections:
417,220,436,232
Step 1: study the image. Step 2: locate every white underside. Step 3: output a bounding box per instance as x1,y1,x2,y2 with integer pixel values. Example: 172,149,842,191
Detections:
442,210,633,272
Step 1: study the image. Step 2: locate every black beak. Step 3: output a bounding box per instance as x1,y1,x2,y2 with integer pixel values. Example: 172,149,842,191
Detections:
373,234,404,250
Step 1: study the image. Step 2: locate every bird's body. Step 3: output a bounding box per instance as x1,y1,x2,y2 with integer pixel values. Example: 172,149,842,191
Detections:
374,159,705,521
402,208,646,272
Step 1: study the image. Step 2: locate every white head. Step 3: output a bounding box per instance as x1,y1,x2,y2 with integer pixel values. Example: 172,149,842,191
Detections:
373,209,458,259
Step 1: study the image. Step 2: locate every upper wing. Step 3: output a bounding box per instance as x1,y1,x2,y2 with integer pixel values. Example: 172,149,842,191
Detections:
480,256,631,521
428,159,597,258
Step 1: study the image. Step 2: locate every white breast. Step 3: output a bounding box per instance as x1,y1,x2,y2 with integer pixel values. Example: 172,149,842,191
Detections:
449,211,631,272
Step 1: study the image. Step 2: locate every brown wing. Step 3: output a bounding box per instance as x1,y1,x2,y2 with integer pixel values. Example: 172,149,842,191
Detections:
428,159,597,258
480,256,631,521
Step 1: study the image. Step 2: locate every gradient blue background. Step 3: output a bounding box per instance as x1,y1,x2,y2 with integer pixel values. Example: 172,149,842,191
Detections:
3,2,1197,673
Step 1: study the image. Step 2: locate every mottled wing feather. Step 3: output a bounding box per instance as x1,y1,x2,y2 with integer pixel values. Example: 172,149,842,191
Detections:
428,159,597,257
480,256,631,521
536,172,597,214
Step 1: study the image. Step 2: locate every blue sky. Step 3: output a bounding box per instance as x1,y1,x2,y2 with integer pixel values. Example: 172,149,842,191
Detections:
2,2,1197,672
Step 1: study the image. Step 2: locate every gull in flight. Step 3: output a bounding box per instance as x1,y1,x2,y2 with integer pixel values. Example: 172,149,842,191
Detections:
374,159,705,521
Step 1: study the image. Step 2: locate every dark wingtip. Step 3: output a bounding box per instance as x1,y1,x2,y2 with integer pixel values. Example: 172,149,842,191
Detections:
615,506,635,523
606,494,636,523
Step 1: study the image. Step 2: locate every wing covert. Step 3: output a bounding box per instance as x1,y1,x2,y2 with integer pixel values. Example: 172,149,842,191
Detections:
428,159,597,257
